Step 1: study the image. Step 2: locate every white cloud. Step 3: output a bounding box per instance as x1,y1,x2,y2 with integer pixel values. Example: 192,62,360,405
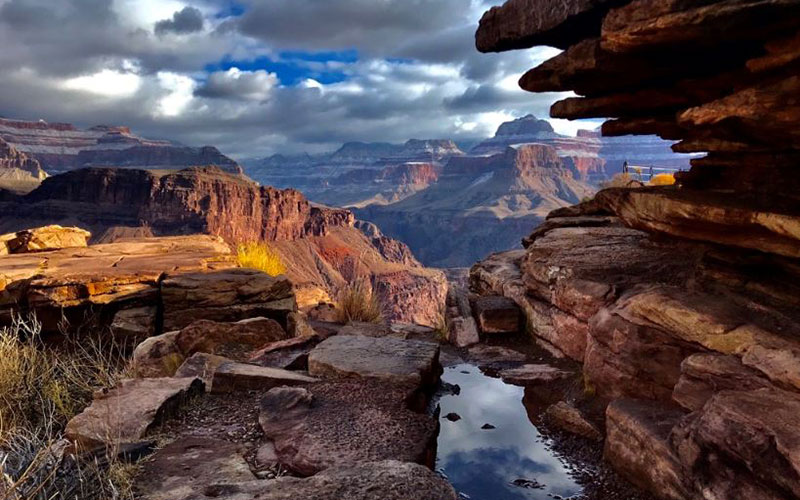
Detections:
61,69,142,97
114,0,188,29
156,71,195,117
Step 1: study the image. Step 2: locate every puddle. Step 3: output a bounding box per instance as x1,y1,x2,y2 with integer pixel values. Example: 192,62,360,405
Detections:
436,363,582,500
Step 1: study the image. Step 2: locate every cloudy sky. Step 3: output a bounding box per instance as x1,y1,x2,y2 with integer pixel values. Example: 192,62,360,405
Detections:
0,0,584,158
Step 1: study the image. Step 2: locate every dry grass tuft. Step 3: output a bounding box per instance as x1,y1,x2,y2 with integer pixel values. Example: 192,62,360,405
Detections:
236,242,287,277
0,314,134,499
335,281,384,324
600,172,644,189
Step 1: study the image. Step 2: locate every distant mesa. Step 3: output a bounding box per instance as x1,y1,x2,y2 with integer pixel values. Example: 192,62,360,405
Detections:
0,117,242,176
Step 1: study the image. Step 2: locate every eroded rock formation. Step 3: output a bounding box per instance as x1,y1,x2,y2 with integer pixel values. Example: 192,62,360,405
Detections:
0,117,241,175
473,1,800,499
0,137,47,194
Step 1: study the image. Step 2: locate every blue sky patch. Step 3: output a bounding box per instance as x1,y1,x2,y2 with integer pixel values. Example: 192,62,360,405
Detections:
215,1,246,19
205,50,359,85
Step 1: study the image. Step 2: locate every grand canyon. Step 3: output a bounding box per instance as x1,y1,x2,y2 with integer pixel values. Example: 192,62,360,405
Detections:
0,1,798,500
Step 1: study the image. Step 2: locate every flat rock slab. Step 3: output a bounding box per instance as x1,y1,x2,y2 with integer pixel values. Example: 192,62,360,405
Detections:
308,335,441,387
66,377,204,449
192,461,457,500
136,437,254,500
500,364,574,385
0,225,90,255
472,295,521,334
175,352,233,389
211,362,318,394
468,344,527,366
259,383,438,475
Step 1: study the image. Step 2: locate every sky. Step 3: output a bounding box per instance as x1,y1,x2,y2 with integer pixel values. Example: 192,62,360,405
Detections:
0,0,589,158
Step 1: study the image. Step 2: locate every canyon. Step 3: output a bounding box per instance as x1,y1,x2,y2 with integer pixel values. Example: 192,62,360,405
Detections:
0,117,242,175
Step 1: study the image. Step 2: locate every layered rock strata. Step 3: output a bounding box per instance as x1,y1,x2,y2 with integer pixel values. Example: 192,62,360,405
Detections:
0,137,46,194
473,2,800,498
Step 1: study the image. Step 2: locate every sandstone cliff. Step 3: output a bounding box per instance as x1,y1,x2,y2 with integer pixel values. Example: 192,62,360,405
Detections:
0,117,242,175
472,1,800,499
0,167,446,327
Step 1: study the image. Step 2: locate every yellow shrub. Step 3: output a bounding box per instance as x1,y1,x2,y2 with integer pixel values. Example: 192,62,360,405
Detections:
649,173,676,186
335,281,384,324
236,242,287,277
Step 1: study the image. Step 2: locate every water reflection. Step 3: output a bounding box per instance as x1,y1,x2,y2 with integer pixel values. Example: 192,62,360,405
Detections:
436,364,581,500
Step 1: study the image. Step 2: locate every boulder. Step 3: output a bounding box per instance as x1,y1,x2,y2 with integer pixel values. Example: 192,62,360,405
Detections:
308,335,441,388
545,401,602,441
179,461,457,500
445,286,479,347
0,225,90,255
65,377,204,449
135,437,255,500
471,295,521,334
161,268,296,332
174,353,234,389
249,335,322,370
110,306,158,344
174,317,288,361
499,364,574,385
210,362,318,394
604,399,690,500
131,332,185,378
259,383,438,475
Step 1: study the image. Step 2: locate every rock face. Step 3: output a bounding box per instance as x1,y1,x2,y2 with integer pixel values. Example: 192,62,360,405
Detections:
0,137,46,194
357,143,597,266
258,383,437,475
472,2,800,498
0,117,241,175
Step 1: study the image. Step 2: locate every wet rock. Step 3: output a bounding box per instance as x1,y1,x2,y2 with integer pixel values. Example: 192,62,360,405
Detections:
131,332,185,378
259,383,438,475
136,437,255,500
468,344,527,366
175,317,288,361
604,399,689,500
174,352,233,389
192,461,457,500
545,401,602,441
445,413,461,422
511,478,545,489
0,225,90,255
472,295,521,334
500,364,574,385
481,423,496,430
161,268,296,332
672,353,774,412
65,377,204,449
210,362,318,394
308,335,441,388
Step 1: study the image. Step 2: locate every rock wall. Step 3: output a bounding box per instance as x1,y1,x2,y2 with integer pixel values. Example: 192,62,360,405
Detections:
0,137,47,194
473,1,800,499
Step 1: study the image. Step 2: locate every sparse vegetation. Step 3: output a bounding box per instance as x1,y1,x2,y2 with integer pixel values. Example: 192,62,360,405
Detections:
649,173,676,186
335,281,384,324
236,241,287,277
0,314,134,499
600,172,644,189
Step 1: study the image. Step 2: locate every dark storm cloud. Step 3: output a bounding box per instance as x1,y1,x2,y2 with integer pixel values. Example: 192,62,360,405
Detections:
155,6,205,35
0,0,569,158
